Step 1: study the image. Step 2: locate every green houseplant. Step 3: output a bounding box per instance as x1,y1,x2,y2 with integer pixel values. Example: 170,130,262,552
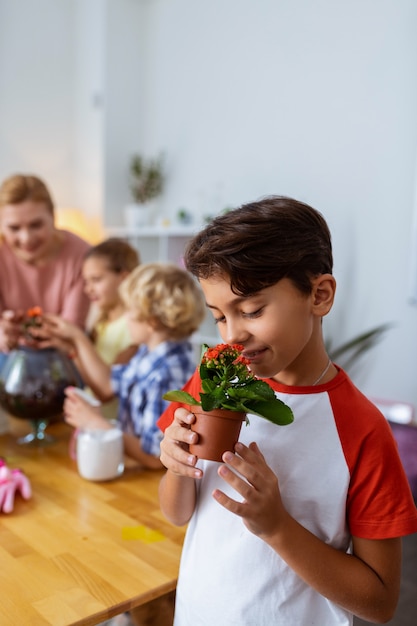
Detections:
124,154,165,228
163,343,294,461
129,154,164,204
326,323,392,372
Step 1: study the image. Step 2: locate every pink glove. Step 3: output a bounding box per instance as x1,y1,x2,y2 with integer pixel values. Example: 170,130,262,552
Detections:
0,458,32,514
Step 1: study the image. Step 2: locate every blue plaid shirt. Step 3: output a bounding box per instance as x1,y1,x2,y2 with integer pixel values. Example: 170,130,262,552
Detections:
110,340,196,456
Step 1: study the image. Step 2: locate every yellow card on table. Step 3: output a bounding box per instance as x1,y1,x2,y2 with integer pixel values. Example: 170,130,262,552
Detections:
122,525,165,543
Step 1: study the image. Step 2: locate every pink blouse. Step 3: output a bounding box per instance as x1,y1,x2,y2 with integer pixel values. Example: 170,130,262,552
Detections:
0,230,91,328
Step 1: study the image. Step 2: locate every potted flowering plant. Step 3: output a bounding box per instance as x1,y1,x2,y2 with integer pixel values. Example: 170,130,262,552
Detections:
164,343,293,424
163,343,294,461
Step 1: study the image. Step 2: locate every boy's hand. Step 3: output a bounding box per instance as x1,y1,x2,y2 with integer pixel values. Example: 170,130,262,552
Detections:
214,441,288,539
160,408,203,479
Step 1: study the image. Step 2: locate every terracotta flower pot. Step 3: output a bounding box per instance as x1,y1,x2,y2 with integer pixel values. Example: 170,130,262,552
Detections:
188,406,246,462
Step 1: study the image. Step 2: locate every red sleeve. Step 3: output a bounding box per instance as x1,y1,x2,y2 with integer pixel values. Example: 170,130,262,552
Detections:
157,370,202,431
330,380,417,539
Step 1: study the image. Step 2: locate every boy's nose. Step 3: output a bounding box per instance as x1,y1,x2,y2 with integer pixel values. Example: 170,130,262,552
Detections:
223,320,249,345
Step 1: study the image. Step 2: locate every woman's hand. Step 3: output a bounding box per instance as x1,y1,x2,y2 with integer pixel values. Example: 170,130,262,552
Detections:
63,387,108,431
214,441,288,539
0,310,24,352
160,407,203,479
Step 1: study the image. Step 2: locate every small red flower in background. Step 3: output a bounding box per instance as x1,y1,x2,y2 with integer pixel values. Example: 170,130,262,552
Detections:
22,306,43,338
26,306,43,319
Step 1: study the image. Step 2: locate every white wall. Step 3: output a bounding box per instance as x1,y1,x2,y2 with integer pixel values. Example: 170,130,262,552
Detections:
72,0,106,218
1,0,417,408
102,0,147,223
0,0,76,204
128,0,417,408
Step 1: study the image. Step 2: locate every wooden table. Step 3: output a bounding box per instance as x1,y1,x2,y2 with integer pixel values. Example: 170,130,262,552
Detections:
0,422,185,626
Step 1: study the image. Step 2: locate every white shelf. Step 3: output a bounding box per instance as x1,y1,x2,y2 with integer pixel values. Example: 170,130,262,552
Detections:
105,225,193,266
106,225,202,238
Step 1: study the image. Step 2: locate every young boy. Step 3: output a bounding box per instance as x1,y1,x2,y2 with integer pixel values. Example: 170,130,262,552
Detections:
158,196,417,625
41,262,205,469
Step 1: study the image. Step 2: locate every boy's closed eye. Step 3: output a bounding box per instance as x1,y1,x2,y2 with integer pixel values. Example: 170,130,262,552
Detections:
213,307,263,325
243,307,263,319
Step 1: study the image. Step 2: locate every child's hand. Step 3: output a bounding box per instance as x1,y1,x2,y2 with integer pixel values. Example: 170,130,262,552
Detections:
30,313,80,354
63,387,108,431
214,441,288,540
160,408,203,479
40,313,80,341
31,332,75,356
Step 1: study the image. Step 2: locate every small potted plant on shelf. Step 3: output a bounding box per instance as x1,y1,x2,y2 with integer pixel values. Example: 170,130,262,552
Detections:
163,343,294,461
124,153,165,228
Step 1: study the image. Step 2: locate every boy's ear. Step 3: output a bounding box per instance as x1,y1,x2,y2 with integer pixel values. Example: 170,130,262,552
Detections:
311,274,336,316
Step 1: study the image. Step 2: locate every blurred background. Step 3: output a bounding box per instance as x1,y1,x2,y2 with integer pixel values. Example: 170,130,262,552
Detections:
1,0,417,411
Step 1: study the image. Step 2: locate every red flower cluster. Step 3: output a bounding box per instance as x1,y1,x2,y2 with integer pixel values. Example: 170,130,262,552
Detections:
201,343,253,385
26,306,43,319
202,343,249,365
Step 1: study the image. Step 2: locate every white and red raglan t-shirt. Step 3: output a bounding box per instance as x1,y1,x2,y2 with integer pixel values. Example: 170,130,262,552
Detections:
158,367,417,626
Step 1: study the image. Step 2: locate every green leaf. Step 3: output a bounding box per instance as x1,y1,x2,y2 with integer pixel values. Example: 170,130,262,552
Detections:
162,390,200,405
201,379,218,394
200,387,228,410
326,323,393,371
200,343,210,359
227,380,276,403
200,395,222,411
248,380,277,399
199,362,211,380
242,399,294,425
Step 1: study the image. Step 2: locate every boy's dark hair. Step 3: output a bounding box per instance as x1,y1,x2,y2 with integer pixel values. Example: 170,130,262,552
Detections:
184,196,333,296
84,238,140,274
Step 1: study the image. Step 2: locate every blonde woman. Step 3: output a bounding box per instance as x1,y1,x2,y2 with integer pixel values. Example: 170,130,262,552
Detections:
0,174,90,361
